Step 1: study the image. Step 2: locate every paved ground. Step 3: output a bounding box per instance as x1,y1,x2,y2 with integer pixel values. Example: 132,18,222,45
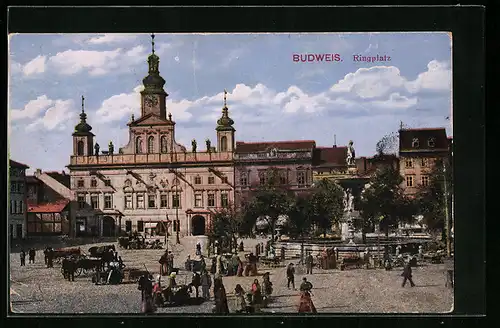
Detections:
9,237,453,314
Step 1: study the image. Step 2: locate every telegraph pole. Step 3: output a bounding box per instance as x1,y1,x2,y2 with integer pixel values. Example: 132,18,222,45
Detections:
175,177,180,244
443,160,452,257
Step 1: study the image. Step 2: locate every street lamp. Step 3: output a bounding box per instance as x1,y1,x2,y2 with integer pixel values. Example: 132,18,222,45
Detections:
175,176,180,244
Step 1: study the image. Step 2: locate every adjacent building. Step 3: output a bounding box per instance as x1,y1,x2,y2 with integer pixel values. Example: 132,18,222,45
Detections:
67,41,234,238
234,140,316,206
398,127,450,196
9,160,29,240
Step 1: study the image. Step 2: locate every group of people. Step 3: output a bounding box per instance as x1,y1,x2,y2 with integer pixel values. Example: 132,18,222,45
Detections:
19,248,37,266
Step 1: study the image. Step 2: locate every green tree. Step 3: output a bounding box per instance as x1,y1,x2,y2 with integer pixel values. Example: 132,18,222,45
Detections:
414,159,452,236
208,205,242,253
239,168,295,243
359,166,414,237
288,192,315,262
309,179,345,238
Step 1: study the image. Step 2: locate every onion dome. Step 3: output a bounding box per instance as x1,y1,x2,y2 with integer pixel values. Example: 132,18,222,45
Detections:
142,33,167,93
73,96,93,134
216,89,235,131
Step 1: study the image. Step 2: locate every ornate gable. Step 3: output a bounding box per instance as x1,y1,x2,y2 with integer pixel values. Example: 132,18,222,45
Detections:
129,113,173,127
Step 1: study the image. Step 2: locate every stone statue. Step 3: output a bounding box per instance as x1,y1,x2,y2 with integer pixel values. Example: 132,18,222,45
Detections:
343,188,352,212
94,143,100,156
108,141,114,155
348,193,355,212
346,140,355,166
206,138,211,152
192,139,197,152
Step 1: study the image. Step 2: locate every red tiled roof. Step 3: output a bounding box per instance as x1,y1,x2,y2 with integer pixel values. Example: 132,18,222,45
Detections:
235,140,316,153
27,200,69,213
399,128,448,151
312,147,347,167
9,160,29,169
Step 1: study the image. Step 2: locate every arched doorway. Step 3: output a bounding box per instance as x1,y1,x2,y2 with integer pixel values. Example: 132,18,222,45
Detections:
191,215,206,236
102,216,116,237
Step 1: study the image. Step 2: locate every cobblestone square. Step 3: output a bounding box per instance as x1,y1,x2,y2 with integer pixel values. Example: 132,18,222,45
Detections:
9,238,453,314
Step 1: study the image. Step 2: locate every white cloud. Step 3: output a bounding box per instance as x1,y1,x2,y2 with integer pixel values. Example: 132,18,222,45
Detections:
25,99,76,132
406,60,451,93
10,95,54,120
23,55,47,76
87,34,138,45
9,60,23,75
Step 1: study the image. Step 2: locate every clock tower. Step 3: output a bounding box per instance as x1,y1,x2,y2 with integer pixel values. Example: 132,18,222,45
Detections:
140,33,168,119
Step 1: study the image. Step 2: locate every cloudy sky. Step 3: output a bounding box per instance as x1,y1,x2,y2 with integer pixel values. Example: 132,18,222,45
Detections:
9,33,452,172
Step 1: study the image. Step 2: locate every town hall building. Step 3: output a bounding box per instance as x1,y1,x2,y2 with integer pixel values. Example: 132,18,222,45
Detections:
67,35,235,238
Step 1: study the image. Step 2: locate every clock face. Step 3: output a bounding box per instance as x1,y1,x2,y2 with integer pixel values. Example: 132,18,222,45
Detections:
144,95,159,107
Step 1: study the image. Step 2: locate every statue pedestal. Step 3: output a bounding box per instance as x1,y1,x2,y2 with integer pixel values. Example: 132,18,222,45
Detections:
347,166,358,175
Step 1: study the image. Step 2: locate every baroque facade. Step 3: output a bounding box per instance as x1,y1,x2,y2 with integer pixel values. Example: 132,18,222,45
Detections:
9,160,29,240
67,39,234,238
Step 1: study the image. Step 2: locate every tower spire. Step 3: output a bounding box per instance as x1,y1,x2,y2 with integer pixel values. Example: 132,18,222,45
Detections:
81,95,85,113
151,33,155,54
223,89,227,108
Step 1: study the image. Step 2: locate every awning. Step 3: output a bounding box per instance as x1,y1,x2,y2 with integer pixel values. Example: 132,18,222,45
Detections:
144,223,159,229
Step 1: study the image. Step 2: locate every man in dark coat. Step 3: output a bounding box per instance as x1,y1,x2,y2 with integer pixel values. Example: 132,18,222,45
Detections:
299,277,313,293
28,248,36,264
46,248,54,268
213,277,229,314
62,257,76,282
286,263,295,289
138,274,153,301
43,247,49,265
401,261,415,287
305,253,314,274
20,249,26,267
190,272,202,298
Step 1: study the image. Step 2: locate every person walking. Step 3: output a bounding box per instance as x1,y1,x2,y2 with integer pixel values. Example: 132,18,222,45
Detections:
305,253,314,274
234,284,247,313
286,263,296,289
299,277,313,293
20,249,26,267
213,277,229,314
46,248,54,268
401,261,415,287
201,271,212,300
28,248,36,264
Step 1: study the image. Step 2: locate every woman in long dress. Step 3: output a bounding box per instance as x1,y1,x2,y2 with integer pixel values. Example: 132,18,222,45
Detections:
251,279,263,312
213,277,229,313
298,291,317,313
234,284,247,313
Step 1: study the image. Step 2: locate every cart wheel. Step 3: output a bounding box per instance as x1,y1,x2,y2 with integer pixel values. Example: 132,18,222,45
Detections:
75,267,83,277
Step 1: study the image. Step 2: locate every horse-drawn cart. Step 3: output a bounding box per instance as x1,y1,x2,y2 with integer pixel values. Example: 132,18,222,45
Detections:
53,247,81,264
340,256,364,270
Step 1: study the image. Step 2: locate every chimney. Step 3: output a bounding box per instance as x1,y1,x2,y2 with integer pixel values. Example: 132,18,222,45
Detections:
35,168,42,177
333,134,337,148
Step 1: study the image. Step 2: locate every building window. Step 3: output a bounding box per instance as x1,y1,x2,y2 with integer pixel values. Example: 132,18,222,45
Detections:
194,176,202,185
160,194,168,208
221,192,229,208
77,194,86,209
421,158,429,167
208,176,215,184
297,171,306,187
208,193,215,207
91,179,98,187
148,194,156,208
136,137,143,154
279,171,287,185
221,176,228,184
421,176,429,187
104,179,111,187
125,220,132,233
220,136,228,152
77,140,85,156
104,194,113,209
90,194,99,209
77,179,84,188
194,193,203,208
406,176,414,187
161,136,168,153
10,182,16,193
405,159,413,168
138,220,144,232
19,201,24,214
259,172,268,185
412,138,420,148
240,173,248,186
172,194,181,209
148,136,155,153
428,138,436,148
125,194,133,209
124,179,132,187
136,194,145,208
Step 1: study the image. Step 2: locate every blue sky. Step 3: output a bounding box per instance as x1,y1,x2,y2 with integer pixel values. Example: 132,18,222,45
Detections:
8,33,452,173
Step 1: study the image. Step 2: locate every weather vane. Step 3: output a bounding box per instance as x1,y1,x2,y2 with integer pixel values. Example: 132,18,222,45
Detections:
223,89,227,107
81,95,85,112
151,33,155,54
